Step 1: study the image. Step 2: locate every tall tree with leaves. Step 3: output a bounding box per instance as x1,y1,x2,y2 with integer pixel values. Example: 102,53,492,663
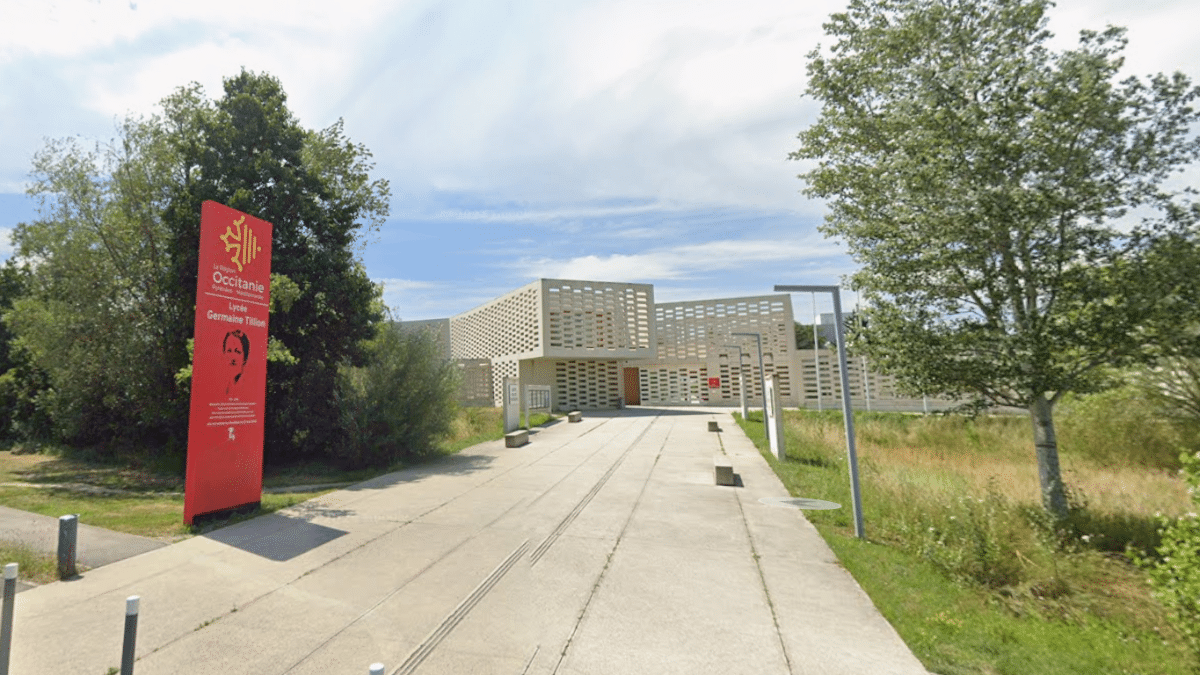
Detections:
162,70,390,460
791,0,1200,519
8,115,189,445
9,70,390,460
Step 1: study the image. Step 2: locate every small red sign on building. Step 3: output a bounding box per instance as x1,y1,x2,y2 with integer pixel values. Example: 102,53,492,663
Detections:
708,377,721,388
184,201,273,524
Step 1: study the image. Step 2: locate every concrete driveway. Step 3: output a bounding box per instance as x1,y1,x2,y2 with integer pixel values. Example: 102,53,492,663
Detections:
6,407,929,674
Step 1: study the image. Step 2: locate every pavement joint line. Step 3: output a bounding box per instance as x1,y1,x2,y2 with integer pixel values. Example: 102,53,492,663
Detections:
20,553,183,622
0,481,359,497
518,644,540,675
278,496,533,674
271,420,645,673
526,416,613,466
528,419,655,566
3,408,935,675
550,414,674,675
264,421,647,671
393,538,532,675
522,415,654,511
733,465,795,674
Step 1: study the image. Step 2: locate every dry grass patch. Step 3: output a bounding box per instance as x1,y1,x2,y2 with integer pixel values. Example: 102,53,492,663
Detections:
746,409,1197,673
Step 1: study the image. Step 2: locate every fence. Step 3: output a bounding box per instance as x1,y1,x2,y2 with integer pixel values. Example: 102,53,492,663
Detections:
524,384,552,429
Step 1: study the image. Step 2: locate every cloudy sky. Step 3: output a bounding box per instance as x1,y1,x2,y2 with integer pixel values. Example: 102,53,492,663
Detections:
1,0,1197,320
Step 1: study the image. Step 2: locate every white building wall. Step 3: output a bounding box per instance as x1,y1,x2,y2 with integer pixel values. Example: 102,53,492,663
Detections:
445,279,654,408
635,294,798,406
794,348,963,412
412,280,961,412
542,279,655,358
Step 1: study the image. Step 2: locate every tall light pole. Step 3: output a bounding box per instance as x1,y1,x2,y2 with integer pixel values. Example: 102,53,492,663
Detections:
732,331,767,438
722,345,748,420
774,284,865,540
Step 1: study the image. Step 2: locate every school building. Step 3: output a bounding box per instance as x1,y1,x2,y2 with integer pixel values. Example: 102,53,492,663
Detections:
406,278,943,412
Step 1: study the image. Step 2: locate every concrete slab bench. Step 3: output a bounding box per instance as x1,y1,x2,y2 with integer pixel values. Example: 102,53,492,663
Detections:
505,430,530,448
568,411,582,423
714,454,735,486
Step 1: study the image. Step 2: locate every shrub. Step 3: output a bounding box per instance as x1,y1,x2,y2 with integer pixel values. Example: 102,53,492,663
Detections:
334,322,458,469
1138,450,1200,663
907,483,1026,589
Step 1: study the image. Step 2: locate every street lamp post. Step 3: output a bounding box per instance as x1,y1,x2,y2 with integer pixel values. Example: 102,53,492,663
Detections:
774,284,865,540
731,332,768,439
722,345,748,420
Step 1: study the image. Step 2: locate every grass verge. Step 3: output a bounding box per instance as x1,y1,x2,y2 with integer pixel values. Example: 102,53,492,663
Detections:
0,406,541,544
0,540,58,584
738,409,1195,675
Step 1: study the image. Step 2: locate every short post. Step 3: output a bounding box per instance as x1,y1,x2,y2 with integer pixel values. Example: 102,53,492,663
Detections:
1,563,16,675
369,664,385,675
57,514,78,579
765,374,785,461
121,596,139,675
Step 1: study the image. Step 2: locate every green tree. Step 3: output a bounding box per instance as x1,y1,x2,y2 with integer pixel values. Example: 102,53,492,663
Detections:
9,70,390,462
335,319,459,469
8,116,188,445
791,0,1200,519
161,70,390,461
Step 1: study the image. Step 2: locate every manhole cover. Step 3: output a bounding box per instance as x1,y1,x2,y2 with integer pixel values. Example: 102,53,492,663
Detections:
758,497,841,510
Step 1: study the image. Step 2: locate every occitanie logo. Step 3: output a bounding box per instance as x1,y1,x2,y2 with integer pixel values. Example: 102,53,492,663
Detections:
219,216,263,273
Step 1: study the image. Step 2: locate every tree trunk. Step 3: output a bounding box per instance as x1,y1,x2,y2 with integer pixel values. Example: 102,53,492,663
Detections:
1029,395,1069,521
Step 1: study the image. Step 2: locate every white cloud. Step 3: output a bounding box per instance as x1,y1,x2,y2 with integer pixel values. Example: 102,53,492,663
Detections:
0,0,397,63
516,235,845,284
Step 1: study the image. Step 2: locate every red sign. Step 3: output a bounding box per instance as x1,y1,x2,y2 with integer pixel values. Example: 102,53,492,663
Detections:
708,377,721,388
184,202,273,524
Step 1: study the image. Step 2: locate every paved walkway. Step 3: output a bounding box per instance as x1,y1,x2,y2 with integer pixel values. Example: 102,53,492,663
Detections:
0,505,169,592
4,408,930,674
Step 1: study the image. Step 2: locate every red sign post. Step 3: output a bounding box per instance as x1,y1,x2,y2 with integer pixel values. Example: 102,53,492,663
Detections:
184,201,273,524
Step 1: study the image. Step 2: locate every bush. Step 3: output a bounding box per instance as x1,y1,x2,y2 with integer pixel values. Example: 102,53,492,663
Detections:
334,323,459,469
1139,450,1200,663
904,483,1027,589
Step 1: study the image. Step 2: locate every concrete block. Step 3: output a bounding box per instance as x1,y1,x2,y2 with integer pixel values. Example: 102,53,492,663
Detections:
567,411,582,423
714,455,734,486
707,421,720,432
505,430,529,448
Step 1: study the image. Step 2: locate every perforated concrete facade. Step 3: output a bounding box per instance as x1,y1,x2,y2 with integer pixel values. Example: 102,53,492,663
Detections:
450,280,543,361
544,280,654,357
553,360,623,410
415,279,939,412
632,295,798,407
440,279,654,408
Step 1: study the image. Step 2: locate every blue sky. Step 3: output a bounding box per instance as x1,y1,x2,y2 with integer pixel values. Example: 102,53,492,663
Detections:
2,0,1197,320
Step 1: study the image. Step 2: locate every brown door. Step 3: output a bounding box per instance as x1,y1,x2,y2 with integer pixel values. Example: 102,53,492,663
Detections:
623,368,641,405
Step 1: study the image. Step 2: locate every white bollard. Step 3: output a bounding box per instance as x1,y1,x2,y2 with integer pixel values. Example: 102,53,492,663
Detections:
369,663,385,675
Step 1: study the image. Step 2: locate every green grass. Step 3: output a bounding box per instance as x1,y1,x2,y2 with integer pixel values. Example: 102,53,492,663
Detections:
0,540,58,584
438,406,505,454
435,406,558,454
738,409,1196,674
827,535,1188,675
0,406,538,542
